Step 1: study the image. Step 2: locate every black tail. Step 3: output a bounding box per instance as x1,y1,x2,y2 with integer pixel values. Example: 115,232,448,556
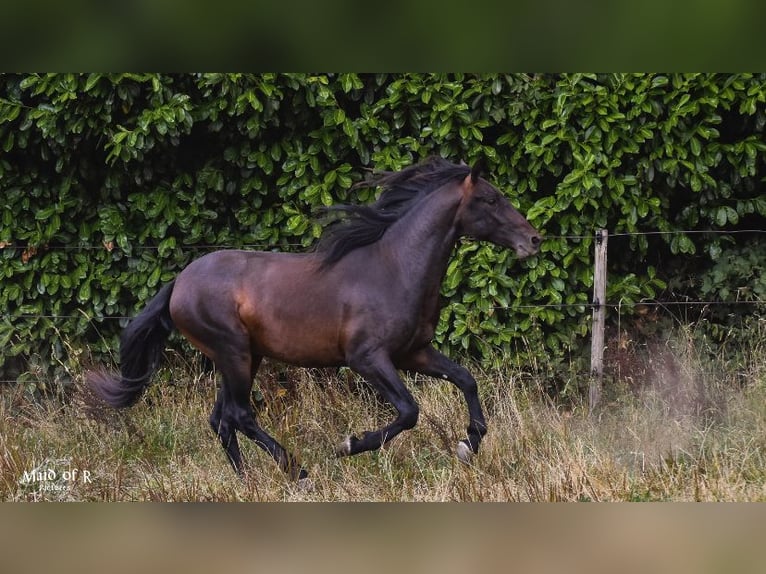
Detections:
87,280,176,408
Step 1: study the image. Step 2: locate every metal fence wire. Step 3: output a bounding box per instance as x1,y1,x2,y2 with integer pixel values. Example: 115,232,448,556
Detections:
1,228,765,322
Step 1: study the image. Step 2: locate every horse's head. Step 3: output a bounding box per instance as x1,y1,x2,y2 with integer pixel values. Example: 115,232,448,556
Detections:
455,161,542,258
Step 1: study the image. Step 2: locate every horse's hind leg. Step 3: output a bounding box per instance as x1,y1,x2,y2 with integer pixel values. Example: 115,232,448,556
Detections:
236,411,308,480
217,353,308,480
209,387,245,474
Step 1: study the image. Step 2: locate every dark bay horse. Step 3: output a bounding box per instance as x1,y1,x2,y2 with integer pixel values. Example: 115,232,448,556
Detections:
87,157,541,480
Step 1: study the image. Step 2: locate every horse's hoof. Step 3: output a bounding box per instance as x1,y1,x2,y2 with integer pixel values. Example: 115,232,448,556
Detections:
335,435,352,457
456,440,474,464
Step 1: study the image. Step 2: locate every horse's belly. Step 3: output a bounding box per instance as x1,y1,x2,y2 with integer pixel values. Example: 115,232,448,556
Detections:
254,332,346,367
242,303,347,367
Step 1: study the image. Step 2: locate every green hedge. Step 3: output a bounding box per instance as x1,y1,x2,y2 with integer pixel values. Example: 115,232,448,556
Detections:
1,73,765,383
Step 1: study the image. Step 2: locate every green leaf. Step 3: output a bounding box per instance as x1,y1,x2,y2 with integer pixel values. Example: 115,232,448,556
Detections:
690,136,701,157
35,206,56,220
78,281,91,303
158,237,176,257
84,74,101,92
147,266,162,288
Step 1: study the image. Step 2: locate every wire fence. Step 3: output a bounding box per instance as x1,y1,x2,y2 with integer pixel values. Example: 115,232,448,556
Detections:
1,228,765,323
4,301,766,322
2,228,766,251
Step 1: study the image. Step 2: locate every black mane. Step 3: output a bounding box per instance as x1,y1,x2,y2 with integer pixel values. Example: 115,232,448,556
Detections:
314,157,471,268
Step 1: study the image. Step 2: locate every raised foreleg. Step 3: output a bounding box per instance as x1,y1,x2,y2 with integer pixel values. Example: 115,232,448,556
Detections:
398,346,487,462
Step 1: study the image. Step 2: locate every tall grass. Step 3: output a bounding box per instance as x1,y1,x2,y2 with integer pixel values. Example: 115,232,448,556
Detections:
2,329,765,501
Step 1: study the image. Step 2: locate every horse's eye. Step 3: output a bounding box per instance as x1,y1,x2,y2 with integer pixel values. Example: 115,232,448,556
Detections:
484,195,496,205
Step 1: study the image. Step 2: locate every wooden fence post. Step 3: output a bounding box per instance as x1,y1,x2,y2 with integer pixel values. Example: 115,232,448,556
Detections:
589,229,608,412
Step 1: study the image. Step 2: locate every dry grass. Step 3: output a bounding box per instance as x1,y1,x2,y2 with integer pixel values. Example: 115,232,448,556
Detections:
2,335,765,501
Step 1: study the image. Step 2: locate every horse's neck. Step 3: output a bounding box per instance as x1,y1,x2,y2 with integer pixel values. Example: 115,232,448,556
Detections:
383,185,462,290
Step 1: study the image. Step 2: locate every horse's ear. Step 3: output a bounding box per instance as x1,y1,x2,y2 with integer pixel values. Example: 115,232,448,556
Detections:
470,158,485,184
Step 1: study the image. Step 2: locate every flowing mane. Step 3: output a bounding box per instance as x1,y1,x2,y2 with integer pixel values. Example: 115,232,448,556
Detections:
315,157,470,268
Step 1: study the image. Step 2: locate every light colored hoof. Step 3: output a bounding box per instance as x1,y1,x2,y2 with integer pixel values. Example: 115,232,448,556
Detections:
456,441,474,464
335,436,352,457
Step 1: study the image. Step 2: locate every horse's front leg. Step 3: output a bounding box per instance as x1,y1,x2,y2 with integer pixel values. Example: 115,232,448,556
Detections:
398,346,487,463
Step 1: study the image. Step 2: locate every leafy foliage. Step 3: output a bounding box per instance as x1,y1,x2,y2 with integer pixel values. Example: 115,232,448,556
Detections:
1,73,765,383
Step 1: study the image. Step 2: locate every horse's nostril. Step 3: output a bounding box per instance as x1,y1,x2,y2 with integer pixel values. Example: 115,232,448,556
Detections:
531,235,542,247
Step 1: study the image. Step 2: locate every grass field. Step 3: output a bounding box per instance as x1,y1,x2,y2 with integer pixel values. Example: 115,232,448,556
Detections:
2,332,765,502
